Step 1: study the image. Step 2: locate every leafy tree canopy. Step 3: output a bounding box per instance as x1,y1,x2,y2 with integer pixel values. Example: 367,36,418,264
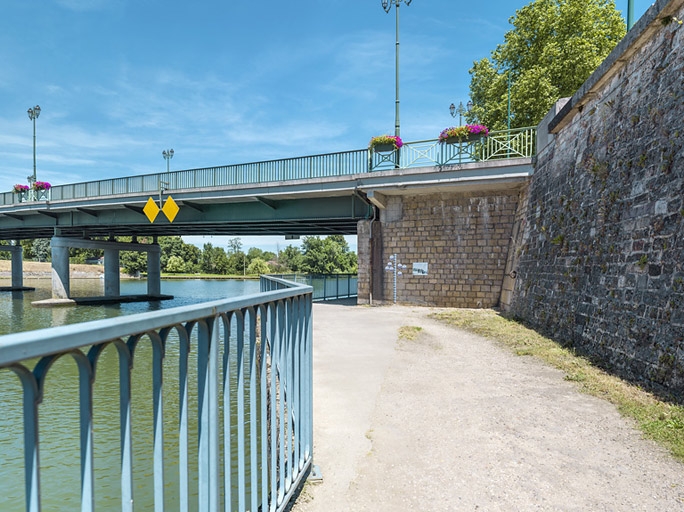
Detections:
468,0,626,130
300,235,357,274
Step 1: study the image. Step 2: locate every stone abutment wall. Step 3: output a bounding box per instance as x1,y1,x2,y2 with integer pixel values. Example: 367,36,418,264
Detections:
358,189,521,308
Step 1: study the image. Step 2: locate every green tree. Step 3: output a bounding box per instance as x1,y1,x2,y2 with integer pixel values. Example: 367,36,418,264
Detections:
227,237,243,255
280,245,303,272
300,235,357,274
33,239,51,262
159,236,200,273
247,257,271,275
468,0,625,130
200,243,231,275
120,251,147,276
165,255,187,273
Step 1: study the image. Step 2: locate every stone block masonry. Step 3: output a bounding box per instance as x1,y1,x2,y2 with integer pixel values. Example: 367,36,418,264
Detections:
359,190,521,307
509,0,684,399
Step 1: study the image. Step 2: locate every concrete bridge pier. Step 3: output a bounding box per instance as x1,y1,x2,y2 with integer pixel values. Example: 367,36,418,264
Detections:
0,242,35,291
38,236,171,306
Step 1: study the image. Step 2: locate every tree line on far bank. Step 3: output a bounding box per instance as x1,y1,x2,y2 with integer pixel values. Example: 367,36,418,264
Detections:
0,235,357,276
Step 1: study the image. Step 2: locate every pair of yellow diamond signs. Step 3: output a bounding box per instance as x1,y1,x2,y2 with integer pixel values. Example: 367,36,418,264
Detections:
143,196,180,223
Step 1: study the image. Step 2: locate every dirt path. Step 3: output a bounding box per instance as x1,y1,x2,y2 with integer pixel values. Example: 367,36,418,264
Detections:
293,303,684,511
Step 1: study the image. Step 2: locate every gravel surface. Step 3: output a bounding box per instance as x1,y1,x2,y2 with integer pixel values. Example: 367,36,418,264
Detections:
292,303,684,512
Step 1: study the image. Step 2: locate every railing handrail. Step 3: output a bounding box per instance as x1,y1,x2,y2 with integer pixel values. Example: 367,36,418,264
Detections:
267,273,358,302
1,276,315,511
0,283,311,367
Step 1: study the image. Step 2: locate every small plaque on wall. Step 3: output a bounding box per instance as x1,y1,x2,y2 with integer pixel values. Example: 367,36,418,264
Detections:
412,262,428,275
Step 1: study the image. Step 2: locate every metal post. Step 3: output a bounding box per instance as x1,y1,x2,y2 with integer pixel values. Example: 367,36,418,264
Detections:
394,2,400,139
27,105,41,188
507,71,512,158
507,72,511,132
627,0,634,30
382,0,412,139
385,253,406,304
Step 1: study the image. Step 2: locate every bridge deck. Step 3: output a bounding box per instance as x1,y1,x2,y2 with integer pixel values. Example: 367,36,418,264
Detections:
0,130,535,239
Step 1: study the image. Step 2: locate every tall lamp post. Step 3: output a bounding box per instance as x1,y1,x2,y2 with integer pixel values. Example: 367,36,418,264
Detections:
381,0,412,139
627,0,634,30
449,101,472,125
27,105,41,186
162,149,174,172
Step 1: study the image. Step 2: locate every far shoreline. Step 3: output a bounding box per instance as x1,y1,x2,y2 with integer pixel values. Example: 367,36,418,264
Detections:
0,260,260,281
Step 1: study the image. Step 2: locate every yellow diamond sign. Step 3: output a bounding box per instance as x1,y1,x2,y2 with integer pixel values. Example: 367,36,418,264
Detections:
143,197,160,223
162,196,179,223
143,196,180,223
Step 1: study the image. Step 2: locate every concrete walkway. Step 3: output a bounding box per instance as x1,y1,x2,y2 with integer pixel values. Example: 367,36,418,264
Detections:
292,302,684,511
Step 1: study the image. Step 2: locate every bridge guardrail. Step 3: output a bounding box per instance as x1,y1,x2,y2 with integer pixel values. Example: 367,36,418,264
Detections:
0,276,313,511
269,273,358,301
1,127,536,206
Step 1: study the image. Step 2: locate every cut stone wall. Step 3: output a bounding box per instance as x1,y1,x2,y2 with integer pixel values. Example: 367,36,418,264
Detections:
509,0,684,398
364,190,521,307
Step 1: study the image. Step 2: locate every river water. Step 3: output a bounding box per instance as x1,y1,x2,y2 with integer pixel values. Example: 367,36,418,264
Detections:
0,277,261,511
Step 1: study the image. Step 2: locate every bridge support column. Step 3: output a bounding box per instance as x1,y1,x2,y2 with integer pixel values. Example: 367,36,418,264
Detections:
51,239,71,300
147,243,161,297
104,248,120,297
0,242,36,291
42,236,172,305
10,243,24,289
357,218,384,305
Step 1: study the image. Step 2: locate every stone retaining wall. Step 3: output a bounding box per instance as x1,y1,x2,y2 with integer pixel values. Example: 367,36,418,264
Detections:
509,0,684,398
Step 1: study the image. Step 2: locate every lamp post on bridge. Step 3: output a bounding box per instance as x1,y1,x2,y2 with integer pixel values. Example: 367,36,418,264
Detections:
381,0,412,139
627,0,634,30
27,105,41,187
162,149,174,172
449,101,472,125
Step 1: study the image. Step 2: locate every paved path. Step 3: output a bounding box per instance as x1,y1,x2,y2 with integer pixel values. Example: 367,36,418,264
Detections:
292,302,684,511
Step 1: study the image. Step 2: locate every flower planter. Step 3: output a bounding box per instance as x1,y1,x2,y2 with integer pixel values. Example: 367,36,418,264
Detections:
372,143,397,153
14,191,28,203
444,134,481,144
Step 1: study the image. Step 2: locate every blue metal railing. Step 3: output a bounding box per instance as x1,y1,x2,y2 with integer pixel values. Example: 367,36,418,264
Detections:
269,274,357,301
0,276,313,512
0,128,536,206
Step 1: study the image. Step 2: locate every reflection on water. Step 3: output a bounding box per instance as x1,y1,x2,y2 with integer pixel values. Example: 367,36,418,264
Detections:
0,277,261,511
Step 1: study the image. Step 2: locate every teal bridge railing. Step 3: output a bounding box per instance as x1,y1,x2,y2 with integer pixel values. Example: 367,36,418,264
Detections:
1,127,536,206
269,274,357,302
0,276,313,512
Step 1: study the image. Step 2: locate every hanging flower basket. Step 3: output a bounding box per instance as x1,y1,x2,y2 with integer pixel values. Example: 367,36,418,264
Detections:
32,181,51,191
369,135,403,153
438,124,489,144
13,184,29,203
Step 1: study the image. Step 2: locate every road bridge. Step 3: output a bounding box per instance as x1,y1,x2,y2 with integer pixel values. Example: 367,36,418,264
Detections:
0,127,536,301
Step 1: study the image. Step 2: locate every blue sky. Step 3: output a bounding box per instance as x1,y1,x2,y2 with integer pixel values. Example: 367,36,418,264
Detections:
0,0,653,252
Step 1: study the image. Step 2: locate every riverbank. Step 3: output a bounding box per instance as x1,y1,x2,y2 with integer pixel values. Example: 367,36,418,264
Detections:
0,260,104,278
0,261,260,280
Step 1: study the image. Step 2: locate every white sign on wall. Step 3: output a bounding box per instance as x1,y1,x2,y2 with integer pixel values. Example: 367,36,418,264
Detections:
412,262,428,275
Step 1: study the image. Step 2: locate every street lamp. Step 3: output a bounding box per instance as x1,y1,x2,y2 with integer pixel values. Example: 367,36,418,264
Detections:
449,101,473,125
162,149,174,172
381,0,412,139
627,0,634,30
27,105,41,186
384,253,407,304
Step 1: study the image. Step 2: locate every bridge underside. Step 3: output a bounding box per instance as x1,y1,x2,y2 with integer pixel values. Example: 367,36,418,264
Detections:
0,195,369,240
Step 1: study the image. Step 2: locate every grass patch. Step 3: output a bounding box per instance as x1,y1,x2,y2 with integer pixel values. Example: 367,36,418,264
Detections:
429,308,684,462
398,325,422,341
